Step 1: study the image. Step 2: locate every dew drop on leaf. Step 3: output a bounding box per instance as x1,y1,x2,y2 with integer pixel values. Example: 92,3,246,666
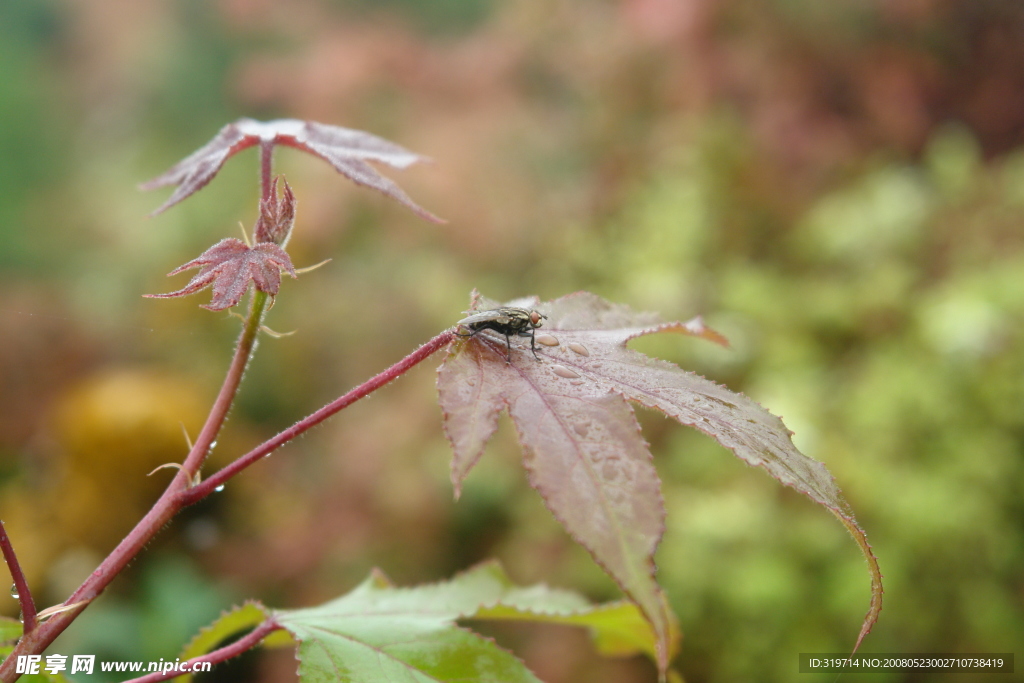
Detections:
536,333,559,347
551,365,580,379
568,342,590,356
10,585,18,599
214,484,226,492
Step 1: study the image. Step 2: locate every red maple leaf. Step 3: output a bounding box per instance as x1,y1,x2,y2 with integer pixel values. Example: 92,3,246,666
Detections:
438,291,883,671
144,238,296,311
140,118,442,222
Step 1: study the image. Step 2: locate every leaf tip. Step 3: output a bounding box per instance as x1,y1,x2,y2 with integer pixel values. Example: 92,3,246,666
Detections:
146,201,172,218
367,567,395,589
422,209,448,225
682,315,731,347
138,175,173,193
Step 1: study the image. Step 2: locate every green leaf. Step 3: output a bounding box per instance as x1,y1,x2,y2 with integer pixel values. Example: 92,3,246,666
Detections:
0,617,21,645
276,563,540,683
275,561,667,683
461,560,677,663
474,597,677,662
174,601,283,683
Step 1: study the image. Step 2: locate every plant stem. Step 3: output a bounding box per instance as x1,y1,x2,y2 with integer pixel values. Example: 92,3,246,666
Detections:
0,132,442,680
180,290,269,482
260,140,274,202
0,292,271,683
120,619,283,683
183,329,455,504
0,521,36,635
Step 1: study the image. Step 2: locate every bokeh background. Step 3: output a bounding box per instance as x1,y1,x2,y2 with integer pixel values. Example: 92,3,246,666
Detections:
2,0,1023,681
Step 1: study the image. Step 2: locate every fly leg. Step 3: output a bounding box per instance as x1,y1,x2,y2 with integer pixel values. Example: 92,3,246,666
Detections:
521,328,540,360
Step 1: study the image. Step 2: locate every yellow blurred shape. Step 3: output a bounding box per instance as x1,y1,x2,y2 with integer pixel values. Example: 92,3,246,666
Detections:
1,369,208,603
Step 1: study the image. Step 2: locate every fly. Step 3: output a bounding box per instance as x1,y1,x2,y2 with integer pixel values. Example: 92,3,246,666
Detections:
456,307,548,363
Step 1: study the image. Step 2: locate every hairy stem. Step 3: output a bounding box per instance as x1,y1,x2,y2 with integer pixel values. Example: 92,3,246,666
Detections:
260,140,274,202
120,619,283,683
0,325,452,683
0,292,270,683
183,330,455,503
180,290,269,480
0,521,36,635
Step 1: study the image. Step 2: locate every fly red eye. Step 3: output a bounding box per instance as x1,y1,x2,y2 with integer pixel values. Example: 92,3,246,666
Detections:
530,311,542,325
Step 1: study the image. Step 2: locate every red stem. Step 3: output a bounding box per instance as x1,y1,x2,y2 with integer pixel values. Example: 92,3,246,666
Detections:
183,330,454,504
180,292,269,484
0,295,270,683
0,138,449,682
0,161,281,682
0,521,36,634
0,329,453,683
119,619,283,683
260,140,274,202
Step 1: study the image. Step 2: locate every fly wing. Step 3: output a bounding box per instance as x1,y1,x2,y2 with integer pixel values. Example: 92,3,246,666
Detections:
457,309,513,326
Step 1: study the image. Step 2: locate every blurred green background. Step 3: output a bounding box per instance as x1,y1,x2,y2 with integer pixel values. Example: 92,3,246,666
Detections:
1,0,1023,681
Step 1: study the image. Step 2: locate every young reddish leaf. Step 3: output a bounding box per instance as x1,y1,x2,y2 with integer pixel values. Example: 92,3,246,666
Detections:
145,238,296,311
277,119,444,223
139,121,253,216
254,177,297,246
438,291,883,670
141,118,442,222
